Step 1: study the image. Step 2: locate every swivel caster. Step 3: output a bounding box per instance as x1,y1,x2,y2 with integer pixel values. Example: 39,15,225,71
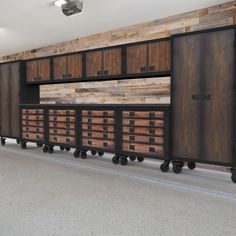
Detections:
21,142,26,149
74,150,80,158
98,151,104,157
120,157,128,166
1,139,5,146
91,150,97,156
48,146,54,154
137,156,144,163
43,145,48,153
187,161,196,170
172,162,182,174
81,151,87,159
37,143,43,148
66,147,71,152
16,139,21,144
179,161,185,168
231,169,236,183
112,155,120,165
129,155,136,161
60,146,65,151
160,161,170,173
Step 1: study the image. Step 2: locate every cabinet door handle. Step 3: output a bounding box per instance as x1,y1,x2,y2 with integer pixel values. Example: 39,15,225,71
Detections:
63,74,67,79
149,65,155,71
192,94,200,100
204,94,211,100
104,70,109,75
68,73,72,78
140,67,147,72
97,71,102,76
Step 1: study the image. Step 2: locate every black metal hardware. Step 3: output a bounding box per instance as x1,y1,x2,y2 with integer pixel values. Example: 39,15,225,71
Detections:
203,94,211,100
130,120,135,125
150,121,155,126
149,137,155,143
149,147,155,153
149,65,156,71
192,94,200,100
130,136,135,141
97,71,102,76
140,66,147,72
104,70,109,75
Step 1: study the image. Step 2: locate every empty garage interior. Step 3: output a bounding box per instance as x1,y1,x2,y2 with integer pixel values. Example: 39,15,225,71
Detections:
0,1,236,235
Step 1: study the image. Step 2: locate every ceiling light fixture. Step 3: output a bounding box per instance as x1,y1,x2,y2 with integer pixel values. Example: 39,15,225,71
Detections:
54,0,67,7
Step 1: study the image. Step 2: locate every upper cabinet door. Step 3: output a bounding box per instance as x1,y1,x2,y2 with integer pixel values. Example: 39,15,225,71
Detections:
103,48,122,76
38,58,51,81
67,54,82,79
86,51,103,78
126,44,148,74
53,56,67,80
26,61,38,82
148,40,170,72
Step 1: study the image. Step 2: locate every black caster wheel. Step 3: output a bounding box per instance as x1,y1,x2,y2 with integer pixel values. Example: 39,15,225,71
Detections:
179,161,185,168
37,143,43,148
48,146,54,154
16,139,21,144
160,162,170,173
187,161,196,170
173,162,182,174
81,151,87,159
21,142,26,149
120,157,128,166
74,150,80,158
129,155,136,161
98,151,104,157
60,146,65,151
1,139,5,146
112,155,120,165
43,145,48,153
137,156,144,163
91,150,97,156
66,147,71,152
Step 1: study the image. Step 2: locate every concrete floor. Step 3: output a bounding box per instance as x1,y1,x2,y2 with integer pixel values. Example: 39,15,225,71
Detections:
0,140,236,236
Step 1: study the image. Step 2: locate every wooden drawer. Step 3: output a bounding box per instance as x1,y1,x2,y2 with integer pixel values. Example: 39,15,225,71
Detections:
82,138,115,150
22,115,44,121
122,142,164,156
82,131,114,140
22,109,44,115
82,117,114,125
82,110,114,117
49,122,75,130
22,126,44,133
122,126,163,136
82,124,114,132
49,129,75,136
49,116,75,122
49,135,75,145
49,110,75,116
123,135,163,145
122,119,164,127
22,132,44,141
22,121,44,127
123,111,164,119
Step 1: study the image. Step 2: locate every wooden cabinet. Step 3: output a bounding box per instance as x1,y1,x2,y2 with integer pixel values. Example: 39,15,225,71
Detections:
53,53,82,80
26,58,51,82
127,40,170,74
86,48,122,78
172,28,235,165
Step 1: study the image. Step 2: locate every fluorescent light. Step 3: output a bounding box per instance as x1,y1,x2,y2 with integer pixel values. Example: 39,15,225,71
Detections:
54,0,67,7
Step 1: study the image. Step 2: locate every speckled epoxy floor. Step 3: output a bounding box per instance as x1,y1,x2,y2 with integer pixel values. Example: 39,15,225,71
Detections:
0,140,236,236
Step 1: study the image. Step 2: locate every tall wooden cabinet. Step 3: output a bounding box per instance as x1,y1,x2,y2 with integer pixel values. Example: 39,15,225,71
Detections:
172,28,235,166
0,61,39,143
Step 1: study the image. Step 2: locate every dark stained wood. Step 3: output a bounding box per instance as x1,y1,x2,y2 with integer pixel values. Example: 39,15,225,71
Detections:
26,60,37,82
38,58,51,81
82,138,115,150
86,51,103,77
53,56,67,80
67,54,82,79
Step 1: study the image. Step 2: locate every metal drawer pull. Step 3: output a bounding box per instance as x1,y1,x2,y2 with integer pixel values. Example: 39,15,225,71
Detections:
36,135,40,139
36,128,39,132
88,132,92,137
149,65,155,71
66,117,70,122
103,126,108,131
54,130,57,134
149,147,155,153
103,134,108,139
66,138,70,143
88,125,92,130
149,138,155,143
130,145,135,150
130,120,135,125
66,130,70,135
149,130,155,135
140,66,147,72
103,142,108,147
88,118,92,123
66,111,70,115
66,123,70,128
104,112,108,117
149,113,155,119
97,71,102,76
150,121,155,126
130,128,135,133
54,117,57,121
129,112,135,117
130,136,135,141
192,94,200,100
204,94,211,100
104,70,109,75
88,111,92,116
104,119,108,124
54,137,57,141
88,140,92,145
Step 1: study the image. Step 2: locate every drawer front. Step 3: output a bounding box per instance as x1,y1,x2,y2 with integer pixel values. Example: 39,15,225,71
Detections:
49,129,75,136
82,131,114,140
49,110,75,116
22,132,44,141
22,109,44,115
49,122,75,129
82,110,114,117
82,138,115,151
122,142,164,156
123,135,163,145
82,117,114,125
82,124,114,132
122,119,164,127
49,116,75,122
122,126,163,136
49,135,75,145
22,115,44,121
22,121,44,127
22,126,44,133
123,111,164,119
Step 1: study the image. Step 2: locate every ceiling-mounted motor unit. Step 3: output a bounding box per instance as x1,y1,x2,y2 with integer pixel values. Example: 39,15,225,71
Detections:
61,0,83,16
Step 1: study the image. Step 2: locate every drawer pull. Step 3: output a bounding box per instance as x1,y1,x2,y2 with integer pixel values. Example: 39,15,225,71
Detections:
68,73,72,78
26,127,29,131
130,136,135,141
66,111,70,116
103,126,108,131
66,117,70,122
66,123,70,128
103,134,108,139
36,110,39,115
54,117,57,121
130,120,135,125
36,128,40,132
104,119,108,124
66,130,70,135
150,121,155,127
149,138,155,143
26,134,29,138
26,115,29,120
129,128,135,133
149,112,155,119
192,94,200,100
88,111,92,116
26,121,29,126
149,65,155,71
36,116,40,120
104,70,109,75
88,132,92,137
103,142,108,147
66,138,70,143
54,110,57,115
103,111,108,117
204,94,211,101
36,122,39,126
54,130,57,134
54,137,57,141
36,135,40,139
140,66,147,72
88,118,92,123
129,112,135,117
88,140,92,145
130,145,135,150
149,147,155,153
88,125,92,130
149,129,155,135
54,123,57,128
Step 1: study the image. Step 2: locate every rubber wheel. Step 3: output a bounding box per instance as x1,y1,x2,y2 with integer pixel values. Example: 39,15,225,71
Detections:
112,155,119,165
74,150,80,158
43,146,48,153
91,150,97,156
16,139,21,144
60,146,65,151
129,155,136,161
137,156,144,163
173,163,182,174
231,172,236,183
1,139,5,146
120,157,128,166
21,142,26,149
160,162,169,173
179,161,185,168
81,152,87,159
48,146,54,154
98,151,104,157
37,143,43,148
187,161,196,170
66,147,71,152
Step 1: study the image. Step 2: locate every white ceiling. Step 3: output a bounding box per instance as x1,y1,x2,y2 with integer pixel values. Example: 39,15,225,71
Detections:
0,0,230,57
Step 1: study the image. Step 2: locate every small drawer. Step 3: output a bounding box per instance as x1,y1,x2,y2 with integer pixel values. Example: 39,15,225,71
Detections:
49,110,75,116
22,115,44,121
82,117,114,125
82,138,115,151
49,116,75,122
122,119,164,127
123,135,163,145
82,124,115,132
82,131,114,140
49,129,75,136
82,110,114,117
22,109,44,115
22,121,44,127
49,135,75,145
122,126,164,136
22,126,44,133
22,132,44,141
49,122,75,130
122,111,164,119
